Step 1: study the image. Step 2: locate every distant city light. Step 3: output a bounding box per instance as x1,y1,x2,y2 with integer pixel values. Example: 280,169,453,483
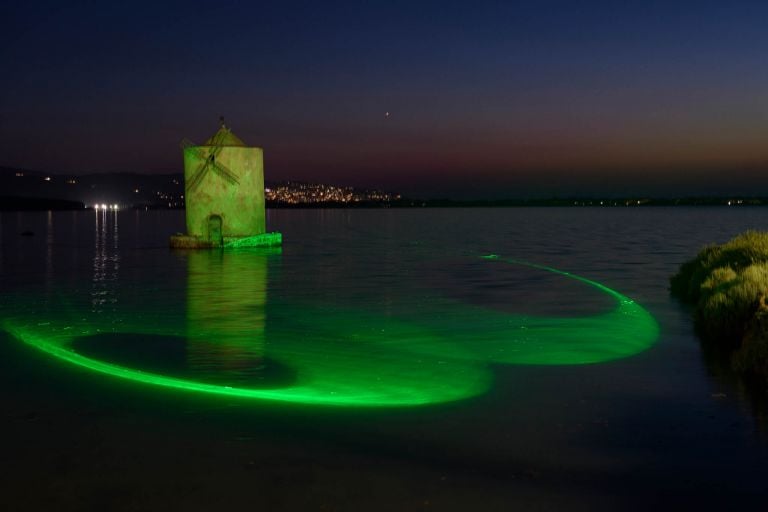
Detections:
93,182,397,210
264,181,399,205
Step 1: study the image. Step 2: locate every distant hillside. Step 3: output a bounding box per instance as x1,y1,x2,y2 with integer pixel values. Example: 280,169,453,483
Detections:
0,166,184,209
0,167,401,209
0,196,85,211
3,166,766,209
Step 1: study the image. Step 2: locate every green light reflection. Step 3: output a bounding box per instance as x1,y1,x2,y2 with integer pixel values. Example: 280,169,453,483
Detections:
2,255,658,407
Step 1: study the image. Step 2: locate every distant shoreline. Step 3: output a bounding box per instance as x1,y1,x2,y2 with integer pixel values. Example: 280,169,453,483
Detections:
3,195,768,211
3,167,767,210
0,196,85,211
266,198,768,208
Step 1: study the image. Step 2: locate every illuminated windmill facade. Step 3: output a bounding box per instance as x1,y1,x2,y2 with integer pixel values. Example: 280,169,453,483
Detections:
171,122,280,249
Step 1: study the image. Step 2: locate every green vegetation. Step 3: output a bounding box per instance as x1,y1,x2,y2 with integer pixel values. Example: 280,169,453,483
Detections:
671,231,768,382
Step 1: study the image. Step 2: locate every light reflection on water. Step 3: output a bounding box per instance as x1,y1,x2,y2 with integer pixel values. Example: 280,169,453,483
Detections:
2,207,768,505
0,207,660,406
184,249,275,384
91,208,119,313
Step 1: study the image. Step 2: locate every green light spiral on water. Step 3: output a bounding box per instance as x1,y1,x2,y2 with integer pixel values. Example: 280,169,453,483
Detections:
1,256,658,407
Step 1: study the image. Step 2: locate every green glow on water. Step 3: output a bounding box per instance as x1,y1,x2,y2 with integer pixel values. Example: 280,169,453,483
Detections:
2,256,658,407
3,310,489,407
6,323,487,407
413,256,660,365
223,232,282,248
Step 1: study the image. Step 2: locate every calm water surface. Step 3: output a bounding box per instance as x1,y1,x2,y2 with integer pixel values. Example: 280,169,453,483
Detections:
1,207,767,510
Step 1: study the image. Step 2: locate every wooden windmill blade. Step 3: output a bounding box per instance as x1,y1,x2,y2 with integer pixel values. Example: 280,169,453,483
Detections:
210,159,239,185
207,131,227,158
181,122,241,191
186,159,211,191
181,140,209,162
182,140,211,192
180,138,197,151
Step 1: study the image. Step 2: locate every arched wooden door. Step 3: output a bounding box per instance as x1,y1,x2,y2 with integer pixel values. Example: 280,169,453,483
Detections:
208,214,223,246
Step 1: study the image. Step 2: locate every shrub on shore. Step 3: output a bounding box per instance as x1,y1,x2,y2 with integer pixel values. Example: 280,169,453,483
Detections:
671,231,768,382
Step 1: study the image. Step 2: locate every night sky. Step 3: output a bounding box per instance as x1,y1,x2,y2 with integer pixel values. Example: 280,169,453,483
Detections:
2,1,767,198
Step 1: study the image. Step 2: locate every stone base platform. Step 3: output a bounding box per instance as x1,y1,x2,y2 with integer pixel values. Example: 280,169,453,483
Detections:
170,232,282,249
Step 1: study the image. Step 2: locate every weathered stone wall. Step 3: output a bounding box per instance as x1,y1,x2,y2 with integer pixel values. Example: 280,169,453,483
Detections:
183,145,265,239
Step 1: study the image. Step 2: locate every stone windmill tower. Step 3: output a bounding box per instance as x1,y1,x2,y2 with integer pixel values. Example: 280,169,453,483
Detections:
170,121,281,248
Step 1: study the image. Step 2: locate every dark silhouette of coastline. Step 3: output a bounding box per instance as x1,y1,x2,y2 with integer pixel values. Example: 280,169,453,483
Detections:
3,166,768,209
270,197,768,208
0,196,85,211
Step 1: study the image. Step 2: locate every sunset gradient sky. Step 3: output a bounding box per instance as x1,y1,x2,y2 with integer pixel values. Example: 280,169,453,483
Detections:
2,1,766,197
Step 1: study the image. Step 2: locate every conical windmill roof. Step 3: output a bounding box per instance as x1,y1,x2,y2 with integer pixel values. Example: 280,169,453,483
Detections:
203,125,246,147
